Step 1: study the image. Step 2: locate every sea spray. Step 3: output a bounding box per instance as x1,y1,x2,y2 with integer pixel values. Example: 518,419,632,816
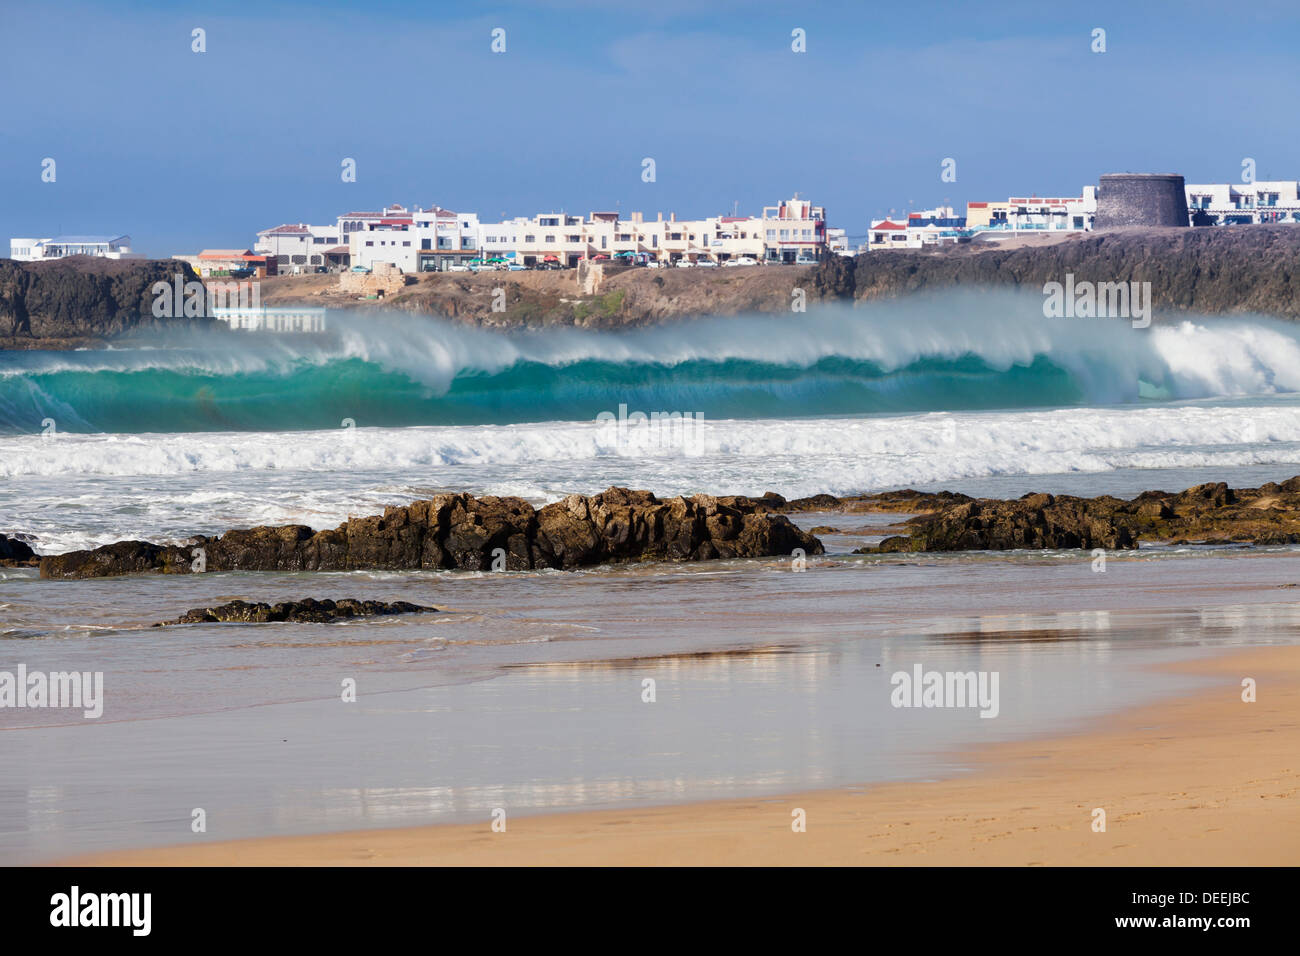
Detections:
4,292,1300,434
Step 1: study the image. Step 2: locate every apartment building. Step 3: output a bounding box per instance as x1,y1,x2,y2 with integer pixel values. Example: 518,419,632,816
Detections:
1185,181,1300,225
760,196,826,263
473,196,823,269
965,187,1097,234
344,205,482,272
259,196,829,273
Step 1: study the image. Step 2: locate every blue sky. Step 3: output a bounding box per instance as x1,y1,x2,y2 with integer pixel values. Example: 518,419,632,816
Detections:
3,0,1299,255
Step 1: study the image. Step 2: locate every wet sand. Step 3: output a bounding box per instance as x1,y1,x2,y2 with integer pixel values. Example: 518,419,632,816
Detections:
63,644,1300,866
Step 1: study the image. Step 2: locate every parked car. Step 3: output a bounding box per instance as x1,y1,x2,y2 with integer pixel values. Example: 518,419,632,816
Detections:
350,265,371,273
795,255,818,265
674,259,695,268
508,264,526,271
725,256,758,267
695,259,718,268
646,260,664,269
447,263,471,272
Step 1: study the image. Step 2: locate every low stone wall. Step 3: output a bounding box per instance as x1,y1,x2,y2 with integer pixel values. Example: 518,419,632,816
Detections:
338,271,411,296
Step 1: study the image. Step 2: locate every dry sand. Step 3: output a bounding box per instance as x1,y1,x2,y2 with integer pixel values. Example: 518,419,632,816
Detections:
62,645,1300,866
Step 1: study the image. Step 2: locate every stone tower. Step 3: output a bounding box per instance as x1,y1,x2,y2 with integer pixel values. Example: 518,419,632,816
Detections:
1094,173,1189,229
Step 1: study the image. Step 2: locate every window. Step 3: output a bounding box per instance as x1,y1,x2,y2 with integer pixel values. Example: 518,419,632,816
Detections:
525,234,536,243
545,235,555,243
766,229,776,240
366,241,374,247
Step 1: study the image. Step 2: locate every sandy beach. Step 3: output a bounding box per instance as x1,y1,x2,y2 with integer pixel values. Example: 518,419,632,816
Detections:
60,644,1300,866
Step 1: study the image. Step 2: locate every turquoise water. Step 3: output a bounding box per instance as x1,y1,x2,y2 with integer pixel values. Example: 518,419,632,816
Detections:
5,296,1300,861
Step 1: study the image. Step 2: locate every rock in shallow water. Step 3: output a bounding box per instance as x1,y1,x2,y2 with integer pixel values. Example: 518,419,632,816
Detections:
41,486,824,579
154,598,435,626
0,534,38,566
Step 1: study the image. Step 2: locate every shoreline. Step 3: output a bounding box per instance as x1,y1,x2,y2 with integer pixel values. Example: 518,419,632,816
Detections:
56,644,1300,866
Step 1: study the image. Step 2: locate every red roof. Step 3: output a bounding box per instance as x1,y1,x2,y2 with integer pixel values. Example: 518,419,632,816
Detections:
872,220,906,231
198,248,254,259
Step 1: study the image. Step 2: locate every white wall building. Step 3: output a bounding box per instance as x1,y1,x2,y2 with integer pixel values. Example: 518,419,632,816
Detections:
1185,181,1300,225
265,196,830,273
9,235,140,261
254,222,348,273
344,204,482,272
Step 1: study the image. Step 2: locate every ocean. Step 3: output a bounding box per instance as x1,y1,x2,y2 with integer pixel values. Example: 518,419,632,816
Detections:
5,291,1300,861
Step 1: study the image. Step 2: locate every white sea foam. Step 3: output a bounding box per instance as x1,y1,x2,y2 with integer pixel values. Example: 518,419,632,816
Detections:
3,402,1299,481
6,400,1300,552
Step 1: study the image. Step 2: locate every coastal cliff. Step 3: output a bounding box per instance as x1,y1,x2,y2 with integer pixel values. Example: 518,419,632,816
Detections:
7,225,1300,350
814,225,1300,319
0,256,212,349
261,225,1300,327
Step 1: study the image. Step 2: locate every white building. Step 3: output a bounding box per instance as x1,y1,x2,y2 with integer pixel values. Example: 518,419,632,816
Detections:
471,196,825,268
254,222,348,273
1185,181,1300,225
265,196,831,273
760,196,827,263
345,204,482,272
826,227,853,255
9,235,140,261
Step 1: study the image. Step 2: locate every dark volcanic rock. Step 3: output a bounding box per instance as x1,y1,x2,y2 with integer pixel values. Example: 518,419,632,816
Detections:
0,256,215,348
41,487,825,579
810,226,1300,320
156,598,434,626
0,533,38,566
852,475,1300,553
867,493,1136,553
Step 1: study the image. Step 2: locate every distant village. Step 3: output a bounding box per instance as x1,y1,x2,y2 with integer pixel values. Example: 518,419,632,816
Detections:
10,177,1300,283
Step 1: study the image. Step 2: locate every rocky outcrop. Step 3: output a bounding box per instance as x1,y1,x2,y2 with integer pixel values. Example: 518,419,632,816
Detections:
0,533,38,567
155,598,434,626
0,256,214,349
869,493,1136,552
40,487,824,579
812,226,1300,320
257,265,826,330
847,476,1300,553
